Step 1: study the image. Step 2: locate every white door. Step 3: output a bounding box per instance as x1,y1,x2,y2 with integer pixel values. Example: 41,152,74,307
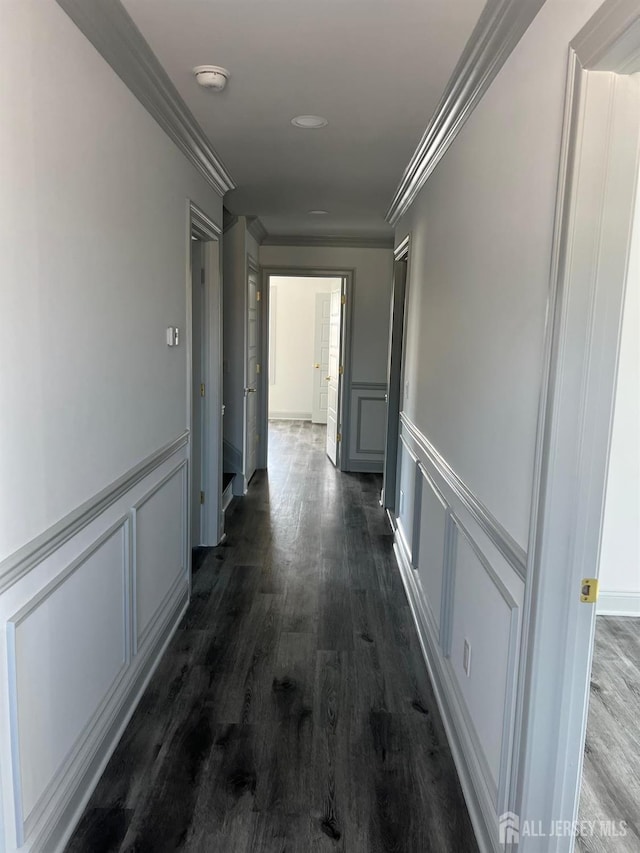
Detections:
244,267,259,486
312,292,331,424
325,284,342,466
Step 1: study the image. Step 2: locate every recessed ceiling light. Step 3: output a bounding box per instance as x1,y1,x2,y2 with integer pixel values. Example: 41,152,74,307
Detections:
291,115,328,129
308,210,329,215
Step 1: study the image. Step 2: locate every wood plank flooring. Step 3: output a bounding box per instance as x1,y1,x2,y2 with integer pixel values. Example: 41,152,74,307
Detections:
578,616,640,852
66,421,478,853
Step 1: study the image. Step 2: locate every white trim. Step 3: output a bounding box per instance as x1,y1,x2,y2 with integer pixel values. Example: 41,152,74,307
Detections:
0,432,189,594
513,3,640,846
247,217,268,245
54,0,234,196
596,592,640,617
386,0,545,225
400,413,526,578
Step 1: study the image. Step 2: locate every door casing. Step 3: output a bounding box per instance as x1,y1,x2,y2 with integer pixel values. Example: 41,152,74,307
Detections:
511,5,640,848
187,201,224,554
259,267,354,470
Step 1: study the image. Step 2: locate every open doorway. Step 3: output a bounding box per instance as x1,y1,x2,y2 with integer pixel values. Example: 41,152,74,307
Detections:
266,274,344,461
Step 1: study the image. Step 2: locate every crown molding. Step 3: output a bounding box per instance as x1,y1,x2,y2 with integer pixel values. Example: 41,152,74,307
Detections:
246,216,268,245
386,0,545,226
261,234,394,249
573,0,640,72
56,0,235,197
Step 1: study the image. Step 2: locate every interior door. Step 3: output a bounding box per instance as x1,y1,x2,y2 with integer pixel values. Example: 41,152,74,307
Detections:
325,284,342,465
190,239,204,545
244,266,259,486
382,257,408,510
312,292,331,424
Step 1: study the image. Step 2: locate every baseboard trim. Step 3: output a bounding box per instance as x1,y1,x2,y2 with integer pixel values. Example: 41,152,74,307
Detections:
344,460,384,473
222,479,235,513
223,439,242,474
392,531,495,853
268,412,312,421
44,586,189,853
0,432,189,594
596,591,640,617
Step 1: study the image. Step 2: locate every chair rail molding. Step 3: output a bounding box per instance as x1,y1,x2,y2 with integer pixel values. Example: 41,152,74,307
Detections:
400,413,527,579
55,0,235,197
386,0,545,225
0,432,189,594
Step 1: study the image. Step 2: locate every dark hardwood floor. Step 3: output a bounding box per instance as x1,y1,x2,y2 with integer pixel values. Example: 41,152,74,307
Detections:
578,616,640,852
66,421,478,853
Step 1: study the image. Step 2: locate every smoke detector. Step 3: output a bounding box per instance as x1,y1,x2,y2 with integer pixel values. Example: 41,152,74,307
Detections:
193,65,230,92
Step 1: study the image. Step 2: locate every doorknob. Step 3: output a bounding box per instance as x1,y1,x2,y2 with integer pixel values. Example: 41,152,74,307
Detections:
245,387,256,394
314,363,320,368
325,376,332,381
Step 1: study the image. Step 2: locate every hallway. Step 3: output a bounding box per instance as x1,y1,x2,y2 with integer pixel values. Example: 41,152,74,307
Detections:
66,422,477,852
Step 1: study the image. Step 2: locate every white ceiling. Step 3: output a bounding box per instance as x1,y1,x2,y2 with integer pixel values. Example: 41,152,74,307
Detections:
122,0,485,239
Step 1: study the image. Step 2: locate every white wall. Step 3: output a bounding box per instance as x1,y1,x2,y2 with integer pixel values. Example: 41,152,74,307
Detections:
598,163,640,616
259,245,393,383
396,0,604,549
392,0,606,847
0,0,222,563
0,3,223,851
268,276,340,419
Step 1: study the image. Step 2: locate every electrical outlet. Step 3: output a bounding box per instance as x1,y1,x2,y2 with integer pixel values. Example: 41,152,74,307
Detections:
463,639,472,677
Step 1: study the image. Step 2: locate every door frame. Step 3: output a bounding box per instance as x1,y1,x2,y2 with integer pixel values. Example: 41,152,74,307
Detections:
187,201,224,552
382,235,410,511
242,254,261,491
259,267,354,469
512,3,640,847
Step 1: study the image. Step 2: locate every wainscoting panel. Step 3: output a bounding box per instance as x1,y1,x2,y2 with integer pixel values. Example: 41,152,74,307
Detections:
393,413,524,852
415,468,449,635
0,435,189,853
397,436,418,562
448,520,519,803
132,462,188,654
346,382,386,472
8,520,129,843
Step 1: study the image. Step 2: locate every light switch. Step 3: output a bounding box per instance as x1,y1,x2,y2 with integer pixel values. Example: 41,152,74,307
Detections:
166,327,179,347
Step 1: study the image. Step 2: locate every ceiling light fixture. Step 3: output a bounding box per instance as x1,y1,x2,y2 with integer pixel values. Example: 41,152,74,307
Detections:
193,65,230,92
308,210,329,215
291,115,328,129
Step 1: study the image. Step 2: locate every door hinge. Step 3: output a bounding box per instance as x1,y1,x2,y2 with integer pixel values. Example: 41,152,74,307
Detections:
580,578,599,603
256,363,261,375
341,294,346,305
200,491,205,505
339,365,344,376
256,290,262,302
337,432,342,442
200,383,205,397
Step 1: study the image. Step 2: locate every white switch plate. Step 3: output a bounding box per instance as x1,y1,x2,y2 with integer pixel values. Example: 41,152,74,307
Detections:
166,326,179,347
463,639,471,677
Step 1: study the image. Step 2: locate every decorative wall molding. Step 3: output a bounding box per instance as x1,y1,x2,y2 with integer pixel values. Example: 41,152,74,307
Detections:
247,217,268,245
7,518,130,845
55,0,235,196
347,383,387,472
261,235,394,250
386,0,545,225
40,582,188,853
0,432,189,594
190,201,222,240
596,591,640,617
393,534,495,852
400,413,526,579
